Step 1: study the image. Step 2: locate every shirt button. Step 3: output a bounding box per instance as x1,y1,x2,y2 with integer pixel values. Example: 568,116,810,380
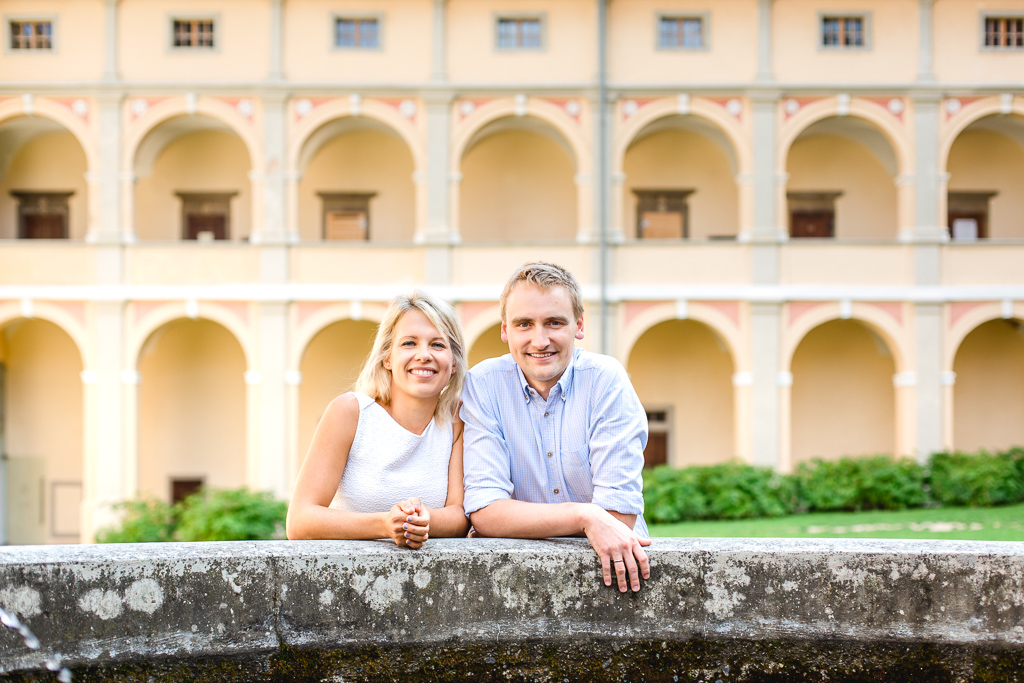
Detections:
544,412,549,417
547,452,552,458
554,489,560,494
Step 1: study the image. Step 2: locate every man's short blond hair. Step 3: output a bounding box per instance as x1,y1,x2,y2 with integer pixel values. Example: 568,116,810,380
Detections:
499,261,584,322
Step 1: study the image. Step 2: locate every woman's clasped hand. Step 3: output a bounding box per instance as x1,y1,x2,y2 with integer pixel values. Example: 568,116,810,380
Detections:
388,497,431,549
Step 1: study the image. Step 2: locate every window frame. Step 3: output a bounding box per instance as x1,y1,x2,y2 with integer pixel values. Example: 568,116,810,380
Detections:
655,12,710,52
818,11,872,51
494,13,546,52
167,14,220,53
4,14,57,54
331,13,384,51
980,12,1024,51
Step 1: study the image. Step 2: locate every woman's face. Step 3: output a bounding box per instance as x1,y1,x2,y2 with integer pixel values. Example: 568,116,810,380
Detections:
384,309,454,402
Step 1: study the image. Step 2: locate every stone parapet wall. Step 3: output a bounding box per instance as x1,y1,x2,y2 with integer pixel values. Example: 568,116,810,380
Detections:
1,538,1023,681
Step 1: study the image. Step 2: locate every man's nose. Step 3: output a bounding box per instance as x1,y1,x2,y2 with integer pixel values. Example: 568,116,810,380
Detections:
530,327,549,348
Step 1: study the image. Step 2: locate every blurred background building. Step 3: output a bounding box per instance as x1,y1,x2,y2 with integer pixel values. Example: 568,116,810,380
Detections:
1,0,1023,543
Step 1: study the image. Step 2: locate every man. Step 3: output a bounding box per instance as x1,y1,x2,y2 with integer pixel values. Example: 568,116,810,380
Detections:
461,261,651,592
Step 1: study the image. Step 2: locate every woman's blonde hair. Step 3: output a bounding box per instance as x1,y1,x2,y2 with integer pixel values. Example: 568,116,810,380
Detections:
354,291,466,425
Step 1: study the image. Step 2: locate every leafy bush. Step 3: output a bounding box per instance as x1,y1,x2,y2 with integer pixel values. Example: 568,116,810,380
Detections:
855,455,928,510
700,463,796,520
97,487,286,543
928,450,1024,507
95,498,175,543
174,487,287,542
643,466,707,523
793,458,862,512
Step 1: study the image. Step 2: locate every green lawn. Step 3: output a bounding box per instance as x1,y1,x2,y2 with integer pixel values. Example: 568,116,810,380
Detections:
649,502,1024,541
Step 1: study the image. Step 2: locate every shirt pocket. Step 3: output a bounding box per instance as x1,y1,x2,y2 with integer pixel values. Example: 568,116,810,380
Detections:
560,444,593,496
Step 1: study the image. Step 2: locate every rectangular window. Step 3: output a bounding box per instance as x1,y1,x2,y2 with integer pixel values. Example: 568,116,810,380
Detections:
984,16,1024,48
319,192,376,241
177,192,236,240
9,20,52,50
173,19,215,48
633,189,693,239
496,17,542,49
11,191,72,239
822,16,864,47
335,17,379,48
658,16,704,49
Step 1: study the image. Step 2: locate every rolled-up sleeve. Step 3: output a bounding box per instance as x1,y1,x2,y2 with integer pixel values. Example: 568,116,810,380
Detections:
460,368,515,516
585,360,647,523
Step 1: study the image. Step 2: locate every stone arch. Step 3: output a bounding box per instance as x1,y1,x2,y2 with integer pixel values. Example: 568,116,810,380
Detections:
291,303,387,373
778,97,911,178
287,98,424,177
0,302,91,371
782,303,908,375
122,96,262,174
461,304,503,353
451,98,589,173
943,302,1023,372
0,97,98,173
612,97,751,178
939,96,1024,174
619,301,744,373
128,302,254,373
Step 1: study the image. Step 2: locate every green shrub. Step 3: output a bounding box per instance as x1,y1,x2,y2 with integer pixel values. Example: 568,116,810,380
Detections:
642,465,707,523
793,459,861,512
700,463,796,520
173,487,287,542
928,450,1024,507
95,498,175,543
97,487,286,543
854,455,928,510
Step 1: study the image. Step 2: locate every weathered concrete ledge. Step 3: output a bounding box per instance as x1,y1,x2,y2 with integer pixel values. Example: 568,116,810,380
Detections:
1,538,1023,681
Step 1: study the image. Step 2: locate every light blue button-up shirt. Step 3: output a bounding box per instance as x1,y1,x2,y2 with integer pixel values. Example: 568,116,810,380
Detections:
461,348,649,537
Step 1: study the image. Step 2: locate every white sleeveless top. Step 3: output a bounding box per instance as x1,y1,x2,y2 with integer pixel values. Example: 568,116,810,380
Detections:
329,392,453,513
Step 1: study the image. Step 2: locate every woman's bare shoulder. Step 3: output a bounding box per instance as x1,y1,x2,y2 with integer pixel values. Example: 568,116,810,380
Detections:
322,392,361,427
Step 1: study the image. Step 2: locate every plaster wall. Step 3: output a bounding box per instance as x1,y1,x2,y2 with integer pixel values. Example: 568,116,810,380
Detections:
458,129,577,242
137,319,246,502
947,128,1024,239
467,322,507,368
298,129,416,243
283,0,432,83
0,0,104,82
0,131,88,240
118,0,270,82
607,0,758,84
289,246,426,284
953,319,1024,452
772,0,919,83
622,129,739,240
786,134,898,240
790,320,896,462
446,0,595,84
297,320,377,465
134,130,252,242
1,319,83,544
934,0,1024,82
627,320,735,466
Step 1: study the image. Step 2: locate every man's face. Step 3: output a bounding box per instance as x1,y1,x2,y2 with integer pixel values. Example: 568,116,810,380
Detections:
501,283,584,398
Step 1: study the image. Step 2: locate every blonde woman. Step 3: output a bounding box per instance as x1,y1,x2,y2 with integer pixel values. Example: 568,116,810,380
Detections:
287,292,470,548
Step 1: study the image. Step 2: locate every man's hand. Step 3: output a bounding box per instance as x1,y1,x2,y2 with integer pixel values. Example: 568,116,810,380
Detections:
386,497,431,549
580,504,652,592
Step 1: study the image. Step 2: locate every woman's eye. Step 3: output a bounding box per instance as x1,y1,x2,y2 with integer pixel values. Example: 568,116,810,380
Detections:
432,342,446,349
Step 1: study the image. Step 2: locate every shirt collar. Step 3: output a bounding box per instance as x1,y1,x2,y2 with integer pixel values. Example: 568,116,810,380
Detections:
515,348,579,402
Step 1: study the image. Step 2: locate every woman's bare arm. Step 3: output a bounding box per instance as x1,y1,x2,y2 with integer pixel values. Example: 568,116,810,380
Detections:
286,395,409,543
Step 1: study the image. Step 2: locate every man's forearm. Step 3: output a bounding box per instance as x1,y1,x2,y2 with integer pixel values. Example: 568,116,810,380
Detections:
470,499,628,538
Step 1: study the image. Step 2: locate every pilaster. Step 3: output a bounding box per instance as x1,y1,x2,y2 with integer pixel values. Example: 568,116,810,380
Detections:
103,0,120,82
431,0,447,82
422,95,455,244
84,301,126,541
89,94,124,244
917,0,935,82
750,302,782,469
756,0,774,82
914,303,944,461
259,95,288,244
253,302,290,499
269,0,284,82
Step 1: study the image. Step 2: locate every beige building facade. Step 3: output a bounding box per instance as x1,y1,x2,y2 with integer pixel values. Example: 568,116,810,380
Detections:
1,0,1023,543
